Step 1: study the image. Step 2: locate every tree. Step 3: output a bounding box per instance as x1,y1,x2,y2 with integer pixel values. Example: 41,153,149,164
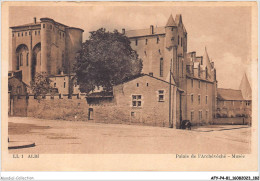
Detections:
30,72,54,101
74,28,143,93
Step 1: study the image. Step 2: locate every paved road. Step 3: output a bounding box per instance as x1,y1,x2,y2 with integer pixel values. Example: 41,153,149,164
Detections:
8,117,251,154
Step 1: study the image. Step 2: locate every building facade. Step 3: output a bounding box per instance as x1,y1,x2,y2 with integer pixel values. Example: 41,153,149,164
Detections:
9,17,84,86
86,74,183,127
124,14,217,125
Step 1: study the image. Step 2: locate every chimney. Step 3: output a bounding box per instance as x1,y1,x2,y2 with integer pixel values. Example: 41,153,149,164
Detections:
122,28,125,35
150,25,154,34
34,17,37,24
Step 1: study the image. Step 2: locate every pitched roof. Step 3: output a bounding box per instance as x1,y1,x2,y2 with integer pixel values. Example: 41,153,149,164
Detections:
125,27,165,38
217,88,245,101
239,73,252,100
166,14,177,27
175,14,182,25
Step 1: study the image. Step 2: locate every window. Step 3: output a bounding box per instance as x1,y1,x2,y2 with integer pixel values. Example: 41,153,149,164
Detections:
35,31,37,35
64,82,66,88
19,53,23,66
157,37,159,44
17,86,22,95
171,27,174,31
21,32,23,37
146,83,149,86
191,94,194,104
135,39,138,46
60,32,61,38
160,58,163,77
26,53,29,66
191,111,194,121
54,83,56,88
25,32,27,36
29,32,31,35
191,79,193,88
145,39,148,45
198,81,201,89
198,95,201,104
206,96,208,104
181,37,183,47
43,24,45,28
136,83,139,87
38,31,40,35
18,33,20,37
132,95,142,107
199,111,202,121
158,90,165,102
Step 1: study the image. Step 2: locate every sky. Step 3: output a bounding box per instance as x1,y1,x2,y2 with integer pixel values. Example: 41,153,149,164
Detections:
9,4,254,89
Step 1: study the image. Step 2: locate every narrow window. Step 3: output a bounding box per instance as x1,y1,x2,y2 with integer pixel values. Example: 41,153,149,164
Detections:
206,96,208,104
35,31,37,35
54,83,56,88
181,37,183,47
178,35,179,45
198,95,201,105
191,94,193,104
145,39,148,45
158,90,165,102
132,95,142,107
136,83,139,87
26,53,29,66
18,33,20,37
21,32,23,37
157,37,159,44
191,79,193,88
38,30,40,35
146,83,149,86
43,24,45,28
64,82,66,88
25,32,27,36
171,27,174,31
160,58,163,77
29,32,31,35
135,39,138,46
19,53,23,66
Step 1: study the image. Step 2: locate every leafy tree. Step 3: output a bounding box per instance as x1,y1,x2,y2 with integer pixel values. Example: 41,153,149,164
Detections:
75,28,143,93
30,72,54,101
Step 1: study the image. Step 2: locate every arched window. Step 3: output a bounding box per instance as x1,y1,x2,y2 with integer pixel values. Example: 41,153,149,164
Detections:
26,53,29,66
160,58,163,77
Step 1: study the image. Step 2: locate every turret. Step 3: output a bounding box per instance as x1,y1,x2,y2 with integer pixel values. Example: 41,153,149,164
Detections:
165,14,177,48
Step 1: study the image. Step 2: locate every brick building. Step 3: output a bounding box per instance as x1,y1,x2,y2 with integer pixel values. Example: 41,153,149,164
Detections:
124,14,217,125
9,17,84,88
87,74,183,127
217,74,252,118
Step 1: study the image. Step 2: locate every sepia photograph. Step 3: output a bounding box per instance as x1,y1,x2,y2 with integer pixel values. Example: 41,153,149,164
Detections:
1,1,258,173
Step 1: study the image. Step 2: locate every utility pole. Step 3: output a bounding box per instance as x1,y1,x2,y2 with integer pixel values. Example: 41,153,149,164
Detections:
169,58,173,128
